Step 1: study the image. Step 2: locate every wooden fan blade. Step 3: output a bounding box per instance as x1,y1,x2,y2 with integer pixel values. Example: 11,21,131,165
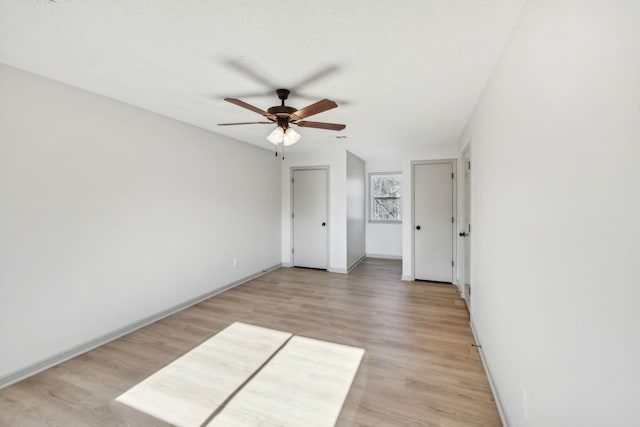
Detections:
290,66,339,91
218,121,273,126
296,121,346,131
290,99,338,121
224,59,275,90
224,98,277,120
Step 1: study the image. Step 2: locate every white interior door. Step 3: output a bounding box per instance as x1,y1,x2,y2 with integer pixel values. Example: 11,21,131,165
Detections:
414,162,454,282
292,168,328,269
463,156,471,305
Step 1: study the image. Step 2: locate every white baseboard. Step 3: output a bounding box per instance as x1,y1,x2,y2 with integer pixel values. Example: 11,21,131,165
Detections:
0,264,282,390
347,255,366,273
365,253,402,260
328,267,348,274
469,317,510,427
401,275,414,281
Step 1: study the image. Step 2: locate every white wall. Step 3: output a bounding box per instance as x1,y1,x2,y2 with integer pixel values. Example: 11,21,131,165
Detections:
458,1,640,425
365,152,403,259
0,64,281,380
401,143,458,280
346,151,365,269
280,150,347,273
366,225,402,259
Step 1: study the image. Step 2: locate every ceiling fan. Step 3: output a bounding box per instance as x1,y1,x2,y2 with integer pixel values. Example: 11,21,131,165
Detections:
218,89,346,153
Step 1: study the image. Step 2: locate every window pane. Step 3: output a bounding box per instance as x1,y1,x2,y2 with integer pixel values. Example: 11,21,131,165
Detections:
372,175,401,198
373,197,401,221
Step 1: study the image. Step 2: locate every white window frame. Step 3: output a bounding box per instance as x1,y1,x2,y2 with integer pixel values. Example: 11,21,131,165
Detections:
369,172,402,223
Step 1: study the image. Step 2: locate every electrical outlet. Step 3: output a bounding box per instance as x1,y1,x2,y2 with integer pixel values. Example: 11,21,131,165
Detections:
232,258,238,268
520,384,528,418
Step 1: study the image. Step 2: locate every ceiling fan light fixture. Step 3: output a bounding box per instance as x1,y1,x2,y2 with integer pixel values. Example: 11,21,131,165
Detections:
266,126,284,144
283,127,301,146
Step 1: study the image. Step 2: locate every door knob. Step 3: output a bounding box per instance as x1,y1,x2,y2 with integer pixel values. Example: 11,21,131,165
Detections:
322,222,326,227
416,225,421,230
459,231,467,237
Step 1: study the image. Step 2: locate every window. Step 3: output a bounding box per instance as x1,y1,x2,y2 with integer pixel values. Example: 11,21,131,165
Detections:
369,173,402,222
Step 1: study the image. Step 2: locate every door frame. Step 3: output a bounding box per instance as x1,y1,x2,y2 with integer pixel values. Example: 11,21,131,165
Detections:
460,143,472,308
290,166,330,269
411,159,457,283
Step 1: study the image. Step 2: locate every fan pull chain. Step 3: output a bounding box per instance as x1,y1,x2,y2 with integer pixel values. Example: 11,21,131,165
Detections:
282,143,285,160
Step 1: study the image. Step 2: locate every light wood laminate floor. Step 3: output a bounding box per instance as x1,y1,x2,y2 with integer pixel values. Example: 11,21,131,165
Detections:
0,259,501,426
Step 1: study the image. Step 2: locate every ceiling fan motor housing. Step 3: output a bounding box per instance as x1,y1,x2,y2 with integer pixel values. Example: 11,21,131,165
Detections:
268,105,297,115
269,88,297,118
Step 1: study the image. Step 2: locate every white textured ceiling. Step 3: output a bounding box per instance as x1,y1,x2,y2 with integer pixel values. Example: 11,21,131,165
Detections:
0,0,523,160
